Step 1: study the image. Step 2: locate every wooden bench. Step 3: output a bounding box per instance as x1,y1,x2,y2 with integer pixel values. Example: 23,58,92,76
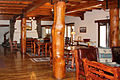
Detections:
83,58,120,80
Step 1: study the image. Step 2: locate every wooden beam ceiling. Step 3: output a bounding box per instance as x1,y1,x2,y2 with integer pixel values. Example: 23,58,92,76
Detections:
0,0,118,20
66,1,103,14
0,9,22,14
23,0,50,15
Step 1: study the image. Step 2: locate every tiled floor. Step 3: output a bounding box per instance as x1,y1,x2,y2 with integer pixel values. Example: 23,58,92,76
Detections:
0,46,76,80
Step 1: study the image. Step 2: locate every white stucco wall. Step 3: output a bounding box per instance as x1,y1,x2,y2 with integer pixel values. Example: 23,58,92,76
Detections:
0,20,10,44
65,9,109,47
14,20,53,43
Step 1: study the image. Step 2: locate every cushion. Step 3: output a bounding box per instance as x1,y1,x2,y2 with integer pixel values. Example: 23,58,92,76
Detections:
98,47,112,63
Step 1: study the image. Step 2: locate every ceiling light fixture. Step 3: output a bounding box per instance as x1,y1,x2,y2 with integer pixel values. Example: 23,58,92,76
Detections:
29,17,35,22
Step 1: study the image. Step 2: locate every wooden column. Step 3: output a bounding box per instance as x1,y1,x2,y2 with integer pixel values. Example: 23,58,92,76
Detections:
36,19,42,38
10,19,16,41
21,17,26,54
52,1,66,79
110,8,119,47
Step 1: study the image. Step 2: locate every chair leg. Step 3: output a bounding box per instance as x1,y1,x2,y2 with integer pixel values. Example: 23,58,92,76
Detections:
45,43,47,57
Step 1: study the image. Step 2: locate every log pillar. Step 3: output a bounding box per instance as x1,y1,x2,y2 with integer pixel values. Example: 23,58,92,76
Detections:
36,19,42,38
110,8,119,47
10,19,16,41
52,1,66,79
21,17,26,54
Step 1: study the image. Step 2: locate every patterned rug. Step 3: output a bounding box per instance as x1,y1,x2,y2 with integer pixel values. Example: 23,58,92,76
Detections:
30,57,50,63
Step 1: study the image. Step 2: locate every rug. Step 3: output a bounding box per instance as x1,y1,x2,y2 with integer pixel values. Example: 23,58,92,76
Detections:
30,57,50,63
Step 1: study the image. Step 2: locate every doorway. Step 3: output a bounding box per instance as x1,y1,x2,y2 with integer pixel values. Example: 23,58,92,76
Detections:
98,22,110,47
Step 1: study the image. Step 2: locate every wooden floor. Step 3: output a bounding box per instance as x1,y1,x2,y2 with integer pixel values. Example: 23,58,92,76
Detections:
0,46,76,80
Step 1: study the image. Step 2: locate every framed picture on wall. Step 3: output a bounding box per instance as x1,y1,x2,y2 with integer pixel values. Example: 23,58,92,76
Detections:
80,27,86,33
26,22,32,30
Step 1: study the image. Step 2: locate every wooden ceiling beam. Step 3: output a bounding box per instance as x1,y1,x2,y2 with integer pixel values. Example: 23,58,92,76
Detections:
0,1,32,5
66,11,85,17
27,11,52,16
66,2,102,14
35,15,53,20
0,3,29,6
0,9,22,14
0,7,23,10
23,0,49,15
0,3,28,7
0,15,14,20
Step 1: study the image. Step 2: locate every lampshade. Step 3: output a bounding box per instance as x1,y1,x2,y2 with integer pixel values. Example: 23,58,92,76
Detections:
71,32,76,34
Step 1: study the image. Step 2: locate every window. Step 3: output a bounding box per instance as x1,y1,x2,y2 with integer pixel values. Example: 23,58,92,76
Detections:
46,28,51,34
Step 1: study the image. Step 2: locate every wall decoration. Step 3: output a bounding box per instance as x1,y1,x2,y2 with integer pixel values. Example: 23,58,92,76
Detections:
26,22,32,30
80,27,86,33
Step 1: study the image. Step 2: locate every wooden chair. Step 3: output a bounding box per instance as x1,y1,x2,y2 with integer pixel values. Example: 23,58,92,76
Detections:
75,47,98,80
36,41,45,56
49,43,53,65
64,50,72,65
45,42,51,57
83,58,120,80
9,39,17,52
26,38,34,52
65,37,71,46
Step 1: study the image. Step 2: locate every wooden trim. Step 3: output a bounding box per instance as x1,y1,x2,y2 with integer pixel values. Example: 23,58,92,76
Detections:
41,25,52,27
65,23,74,26
95,19,110,23
98,23,100,47
95,18,120,23
0,25,9,27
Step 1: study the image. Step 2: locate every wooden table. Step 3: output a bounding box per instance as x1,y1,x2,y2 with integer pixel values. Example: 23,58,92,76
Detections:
74,40,96,46
64,45,87,68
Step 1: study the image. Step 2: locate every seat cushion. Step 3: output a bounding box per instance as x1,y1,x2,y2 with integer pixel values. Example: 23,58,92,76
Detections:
98,47,112,63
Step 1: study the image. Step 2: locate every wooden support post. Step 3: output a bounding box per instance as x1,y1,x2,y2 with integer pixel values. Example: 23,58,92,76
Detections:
36,19,42,38
10,19,16,41
52,1,66,79
21,17,26,54
110,8,119,47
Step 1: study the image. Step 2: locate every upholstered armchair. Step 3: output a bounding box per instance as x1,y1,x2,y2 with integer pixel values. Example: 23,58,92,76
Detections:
111,47,120,64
